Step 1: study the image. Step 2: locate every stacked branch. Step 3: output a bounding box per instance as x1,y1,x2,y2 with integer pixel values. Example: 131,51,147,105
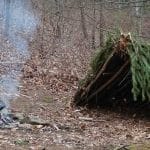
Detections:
74,33,150,106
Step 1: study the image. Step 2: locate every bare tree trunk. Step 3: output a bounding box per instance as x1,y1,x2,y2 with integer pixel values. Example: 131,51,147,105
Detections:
135,0,143,35
4,0,11,37
80,1,88,39
39,0,46,59
55,0,62,39
92,0,96,49
99,0,104,47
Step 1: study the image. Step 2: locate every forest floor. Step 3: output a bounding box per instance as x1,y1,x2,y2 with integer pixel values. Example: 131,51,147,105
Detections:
0,0,150,148
0,54,150,149
0,6,149,148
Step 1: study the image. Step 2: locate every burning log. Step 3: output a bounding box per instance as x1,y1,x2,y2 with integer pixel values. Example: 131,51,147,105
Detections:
74,33,150,106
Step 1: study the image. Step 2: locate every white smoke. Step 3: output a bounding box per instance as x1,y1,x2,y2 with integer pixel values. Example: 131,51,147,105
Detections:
0,0,39,111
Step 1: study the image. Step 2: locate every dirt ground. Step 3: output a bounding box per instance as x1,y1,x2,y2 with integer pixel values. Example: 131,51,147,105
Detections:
0,33,150,150
0,27,149,150
0,71,149,150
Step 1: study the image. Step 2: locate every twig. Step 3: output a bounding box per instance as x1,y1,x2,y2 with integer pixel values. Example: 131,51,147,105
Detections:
81,50,116,98
79,117,106,122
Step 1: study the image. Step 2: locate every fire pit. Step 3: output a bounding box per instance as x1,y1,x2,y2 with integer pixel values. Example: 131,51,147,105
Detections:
0,99,50,129
0,100,17,128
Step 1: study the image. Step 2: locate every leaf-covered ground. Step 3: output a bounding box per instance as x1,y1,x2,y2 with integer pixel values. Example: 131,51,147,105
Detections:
0,53,149,149
0,1,149,149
